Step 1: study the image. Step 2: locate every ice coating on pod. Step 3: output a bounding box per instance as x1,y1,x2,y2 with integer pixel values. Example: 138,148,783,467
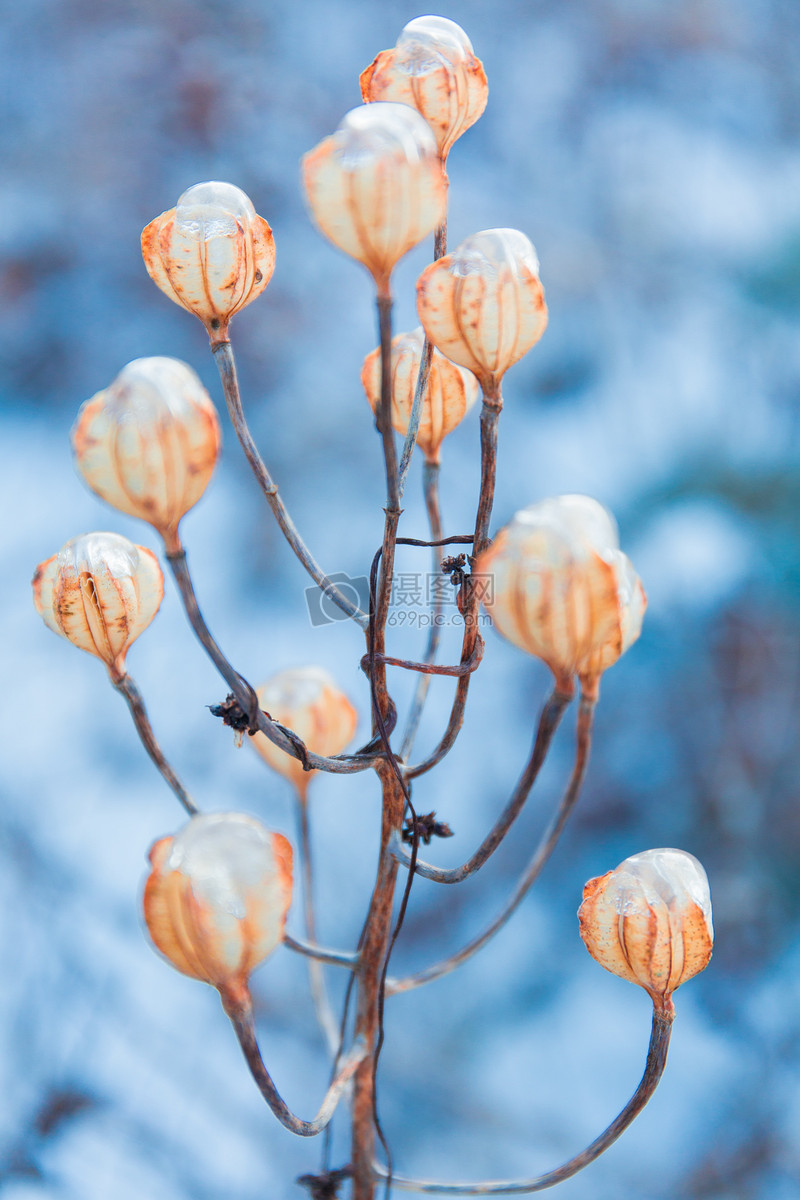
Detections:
144,812,293,1005
417,228,548,389
250,666,358,800
71,357,221,552
32,531,163,677
476,495,646,696
141,181,275,343
578,848,713,1006
360,16,488,159
361,326,479,463
301,103,448,291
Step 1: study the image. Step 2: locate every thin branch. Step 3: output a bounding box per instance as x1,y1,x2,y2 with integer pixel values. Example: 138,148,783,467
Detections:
372,1002,674,1193
295,794,341,1055
363,639,483,679
388,697,595,995
213,341,368,628
401,460,444,758
283,934,360,970
222,993,367,1137
110,671,197,816
165,545,378,775
393,687,573,885
397,338,434,499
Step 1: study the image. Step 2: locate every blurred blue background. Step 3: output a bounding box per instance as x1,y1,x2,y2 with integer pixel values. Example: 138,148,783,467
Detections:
3,0,800,1196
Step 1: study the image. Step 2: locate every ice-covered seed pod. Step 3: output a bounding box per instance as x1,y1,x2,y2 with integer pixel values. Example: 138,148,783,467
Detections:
417,228,548,393
144,812,293,1007
141,181,275,344
361,326,479,464
250,667,358,800
301,103,447,293
71,357,221,553
360,16,488,160
578,848,713,1009
476,495,645,697
32,531,163,679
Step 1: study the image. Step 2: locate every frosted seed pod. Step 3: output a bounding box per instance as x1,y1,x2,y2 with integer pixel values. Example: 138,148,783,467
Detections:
476,495,645,696
301,103,448,293
360,16,488,160
141,181,275,344
144,812,293,1007
417,228,548,392
361,326,479,464
578,848,713,1009
250,667,358,800
71,357,221,554
32,531,163,679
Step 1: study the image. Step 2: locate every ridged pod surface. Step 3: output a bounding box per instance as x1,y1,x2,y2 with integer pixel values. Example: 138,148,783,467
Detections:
579,848,713,1008
32,531,163,677
361,326,479,463
250,667,358,800
360,16,488,160
141,181,275,344
72,357,220,552
144,812,293,1006
417,228,548,391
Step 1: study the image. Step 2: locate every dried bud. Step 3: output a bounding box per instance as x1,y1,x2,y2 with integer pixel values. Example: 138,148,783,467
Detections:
578,848,713,1008
250,667,358,800
360,16,488,160
144,812,293,1006
476,495,646,697
301,103,447,293
71,357,221,553
32,531,163,679
416,229,548,393
141,181,275,344
361,326,479,463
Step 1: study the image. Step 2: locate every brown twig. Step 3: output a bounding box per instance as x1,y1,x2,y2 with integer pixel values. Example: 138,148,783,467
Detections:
110,670,197,816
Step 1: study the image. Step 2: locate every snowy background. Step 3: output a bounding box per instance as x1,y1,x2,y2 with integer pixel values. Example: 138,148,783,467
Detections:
2,0,800,1197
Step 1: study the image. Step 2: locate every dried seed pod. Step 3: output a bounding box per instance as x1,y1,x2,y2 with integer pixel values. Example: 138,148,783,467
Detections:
476,495,645,697
250,667,358,800
32,531,163,679
144,812,293,1007
578,848,713,1009
360,16,488,160
417,228,548,393
301,103,448,293
72,357,221,553
141,181,275,344
361,326,479,463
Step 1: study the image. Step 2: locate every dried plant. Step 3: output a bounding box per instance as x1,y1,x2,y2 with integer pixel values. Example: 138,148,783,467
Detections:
32,15,712,1199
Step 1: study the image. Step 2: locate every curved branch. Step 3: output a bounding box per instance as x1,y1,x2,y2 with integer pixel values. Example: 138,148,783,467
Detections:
213,342,368,628
393,687,573,885
110,670,197,816
283,933,360,970
388,697,595,995
372,1002,674,1193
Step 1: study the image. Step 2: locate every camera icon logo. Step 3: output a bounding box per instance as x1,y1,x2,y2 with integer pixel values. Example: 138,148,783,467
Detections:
305,572,371,626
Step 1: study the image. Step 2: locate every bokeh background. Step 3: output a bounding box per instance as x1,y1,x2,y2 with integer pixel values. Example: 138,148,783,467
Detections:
3,0,799,1196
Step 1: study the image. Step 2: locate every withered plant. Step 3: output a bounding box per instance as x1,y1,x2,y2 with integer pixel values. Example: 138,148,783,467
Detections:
32,16,713,1200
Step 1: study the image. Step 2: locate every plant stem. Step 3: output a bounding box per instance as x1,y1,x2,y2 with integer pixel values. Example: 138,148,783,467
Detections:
393,687,573,885
283,934,359,970
213,341,368,628
401,460,444,759
295,793,340,1055
110,670,197,816
387,697,595,995
372,1001,674,1193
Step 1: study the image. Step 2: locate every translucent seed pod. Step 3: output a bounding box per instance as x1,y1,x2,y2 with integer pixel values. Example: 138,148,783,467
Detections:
144,812,293,1008
417,228,548,393
141,181,275,345
250,667,358,801
72,357,221,554
476,495,645,697
578,848,714,1010
361,326,479,464
301,103,448,294
32,531,163,680
360,16,488,160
